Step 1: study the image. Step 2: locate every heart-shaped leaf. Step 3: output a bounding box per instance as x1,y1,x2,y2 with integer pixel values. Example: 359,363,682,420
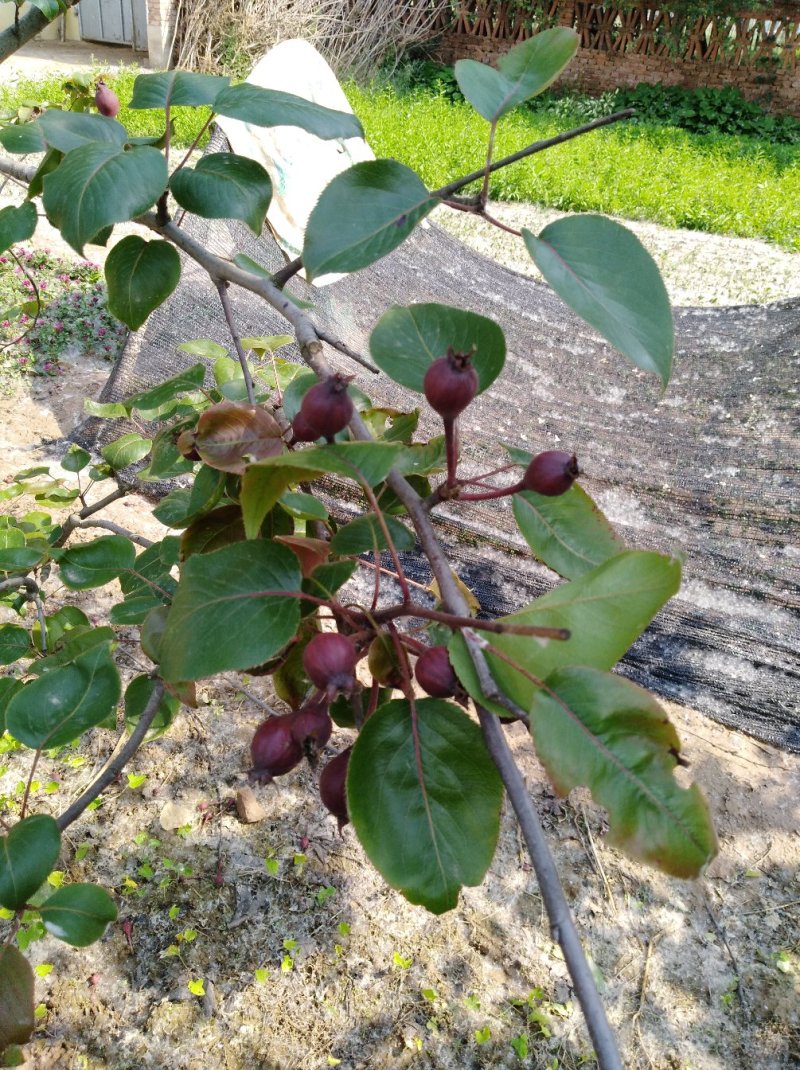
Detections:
42,144,167,254
58,535,136,590
179,401,284,474
523,216,673,386
0,946,35,1051
6,644,120,750
39,884,118,947
213,83,363,140
513,483,626,580
449,550,681,717
455,28,579,121
159,541,302,681
38,111,127,153
369,303,505,393
0,201,37,256
348,698,503,913
169,153,272,235
303,160,436,280
104,235,181,330
530,667,718,877
0,815,61,910
129,71,230,109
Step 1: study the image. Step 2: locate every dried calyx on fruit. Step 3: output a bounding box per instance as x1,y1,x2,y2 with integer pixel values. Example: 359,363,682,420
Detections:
95,79,120,118
423,347,478,420
293,374,354,442
522,451,580,497
415,645,459,699
291,696,333,760
302,632,358,700
250,714,303,783
319,747,352,830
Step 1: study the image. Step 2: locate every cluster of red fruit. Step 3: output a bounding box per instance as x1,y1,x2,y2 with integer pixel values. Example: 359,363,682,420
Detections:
249,633,461,828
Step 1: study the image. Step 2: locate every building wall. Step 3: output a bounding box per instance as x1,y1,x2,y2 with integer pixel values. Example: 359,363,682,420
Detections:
0,3,80,40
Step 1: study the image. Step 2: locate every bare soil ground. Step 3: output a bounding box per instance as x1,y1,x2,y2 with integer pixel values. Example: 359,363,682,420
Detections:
1,217,799,1070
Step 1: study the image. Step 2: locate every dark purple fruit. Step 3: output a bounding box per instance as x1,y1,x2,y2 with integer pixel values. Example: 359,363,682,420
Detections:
302,632,357,698
95,80,120,118
319,746,352,830
297,375,354,440
250,714,303,782
415,645,458,698
423,348,478,420
290,408,319,443
291,696,333,758
522,451,579,497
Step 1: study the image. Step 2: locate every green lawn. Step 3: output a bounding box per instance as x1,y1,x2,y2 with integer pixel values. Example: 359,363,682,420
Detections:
1,67,798,250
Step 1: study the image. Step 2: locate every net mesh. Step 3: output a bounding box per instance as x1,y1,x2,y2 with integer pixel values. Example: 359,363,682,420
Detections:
74,129,800,752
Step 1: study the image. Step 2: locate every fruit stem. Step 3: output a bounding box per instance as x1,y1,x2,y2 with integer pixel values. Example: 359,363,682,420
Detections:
457,480,525,502
444,416,459,488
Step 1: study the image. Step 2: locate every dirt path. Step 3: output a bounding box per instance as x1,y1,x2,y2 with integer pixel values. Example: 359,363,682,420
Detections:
1,218,799,1069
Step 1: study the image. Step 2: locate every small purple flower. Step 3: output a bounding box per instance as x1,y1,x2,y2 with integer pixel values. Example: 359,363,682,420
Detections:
98,327,107,337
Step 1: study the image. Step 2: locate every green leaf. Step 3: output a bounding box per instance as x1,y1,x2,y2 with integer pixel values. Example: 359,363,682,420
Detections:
279,491,328,521
0,123,47,154
176,339,228,360
27,147,62,200
330,514,415,555
455,28,579,121
0,202,37,256
60,445,90,473
42,144,168,255
104,235,181,330
529,667,717,877
369,303,505,394
6,644,120,749
37,110,127,153
100,433,152,471
0,678,22,734
39,884,117,947
58,535,136,590
303,560,356,604
29,0,62,17
0,946,35,1051
124,675,179,741
523,217,673,386
303,161,436,280
213,84,363,141
0,625,30,667
0,815,61,911
120,363,207,413
449,550,681,716
240,442,404,538
28,626,114,675
159,541,302,681
513,484,625,580
348,698,503,913
128,71,230,109
169,153,272,235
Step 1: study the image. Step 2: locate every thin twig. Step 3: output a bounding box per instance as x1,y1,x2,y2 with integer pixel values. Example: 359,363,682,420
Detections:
315,327,380,374
216,278,256,404
70,519,153,548
56,681,165,832
271,257,304,289
462,628,529,726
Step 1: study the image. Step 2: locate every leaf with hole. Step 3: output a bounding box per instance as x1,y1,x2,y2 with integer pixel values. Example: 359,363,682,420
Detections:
0,202,37,256
104,235,181,330
369,303,505,393
0,946,35,1051
170,153,272,234
213,84,363,140
39,884,117,947
159,541,302,681
455,28,579,121
513,484,625,580
449,550,681,717
523,216,673,385
42,144,167,254
58,535,136,590
530,667,717,876
303,161,436,280
348,698,503,913
0,815,61,911
129,70,230,109
5,644,120,750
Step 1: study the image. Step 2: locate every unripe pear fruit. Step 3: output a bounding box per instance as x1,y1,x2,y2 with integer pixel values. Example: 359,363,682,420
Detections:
290,696,333,759
95,80,120,118
415,645,458,698
250,714,303,783
367,633,404,689
297,374,354,440
423,347,478,420
319,746,352,830
522,451,579,497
